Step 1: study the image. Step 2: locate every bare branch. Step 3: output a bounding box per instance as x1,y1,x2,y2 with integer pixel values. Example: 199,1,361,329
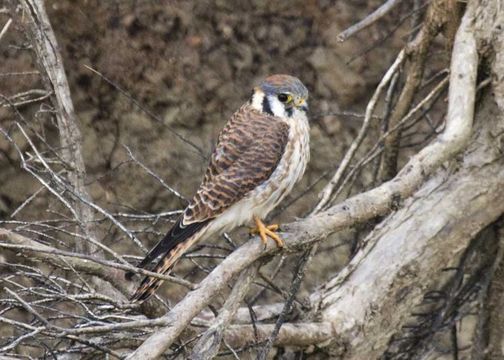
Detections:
256,248,314,359
123,145,187,202
378,0,460,182
0,17,12,43
331,75,449,202
0,228,195,292
337,0,403,42
19,0,103,257
13,122,146,256
313,49,406,213
189,265,258,360
225,322,334,348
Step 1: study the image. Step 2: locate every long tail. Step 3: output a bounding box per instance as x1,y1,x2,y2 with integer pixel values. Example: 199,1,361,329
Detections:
130,218,210,302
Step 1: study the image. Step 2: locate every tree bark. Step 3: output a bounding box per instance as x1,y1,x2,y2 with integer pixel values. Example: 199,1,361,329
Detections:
312,98,504,359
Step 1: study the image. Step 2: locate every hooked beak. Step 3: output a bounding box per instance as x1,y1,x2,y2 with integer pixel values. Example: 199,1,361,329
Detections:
294,97,309,112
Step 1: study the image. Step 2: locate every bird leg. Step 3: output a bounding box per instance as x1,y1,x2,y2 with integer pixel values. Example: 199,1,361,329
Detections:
250,216,284,248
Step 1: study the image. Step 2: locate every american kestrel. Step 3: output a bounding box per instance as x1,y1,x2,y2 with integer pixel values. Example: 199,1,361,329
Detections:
131,74,310,302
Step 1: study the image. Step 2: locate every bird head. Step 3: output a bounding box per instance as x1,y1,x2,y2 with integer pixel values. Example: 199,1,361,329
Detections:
250,74,309,118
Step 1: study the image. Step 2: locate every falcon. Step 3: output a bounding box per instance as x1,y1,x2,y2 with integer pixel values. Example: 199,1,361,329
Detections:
131,74,310,302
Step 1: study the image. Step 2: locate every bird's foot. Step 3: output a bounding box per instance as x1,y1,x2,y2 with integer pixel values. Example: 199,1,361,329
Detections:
250,216,284,248
249,223,279,234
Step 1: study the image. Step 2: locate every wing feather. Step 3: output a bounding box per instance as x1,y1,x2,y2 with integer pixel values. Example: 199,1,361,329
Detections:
185,104,290,224
135,218,210,270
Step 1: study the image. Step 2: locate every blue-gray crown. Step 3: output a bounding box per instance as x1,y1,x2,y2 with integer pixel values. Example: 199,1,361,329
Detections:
259,74,309,99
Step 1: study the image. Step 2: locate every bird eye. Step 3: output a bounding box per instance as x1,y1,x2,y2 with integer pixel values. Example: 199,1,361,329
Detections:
277,93,292,103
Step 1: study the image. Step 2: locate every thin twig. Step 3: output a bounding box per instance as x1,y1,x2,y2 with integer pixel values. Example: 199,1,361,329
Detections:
256,248,314,359
20,0,103,258
123,145,187,202
83,64,208,161
189,265,258,360
378,1,447,182
312,48,406,214
0,18,12,43
0,230,195,289
337,0,403,42
330,75,449,202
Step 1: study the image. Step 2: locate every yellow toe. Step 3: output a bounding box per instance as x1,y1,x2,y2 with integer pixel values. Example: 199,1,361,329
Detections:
253,216,284,248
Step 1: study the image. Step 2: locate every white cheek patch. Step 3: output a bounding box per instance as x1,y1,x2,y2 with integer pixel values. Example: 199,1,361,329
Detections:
251,91,265,111
267,96,286,118
250,91,291,118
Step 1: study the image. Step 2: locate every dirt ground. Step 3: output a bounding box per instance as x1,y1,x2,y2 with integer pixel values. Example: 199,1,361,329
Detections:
0,0,416,321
